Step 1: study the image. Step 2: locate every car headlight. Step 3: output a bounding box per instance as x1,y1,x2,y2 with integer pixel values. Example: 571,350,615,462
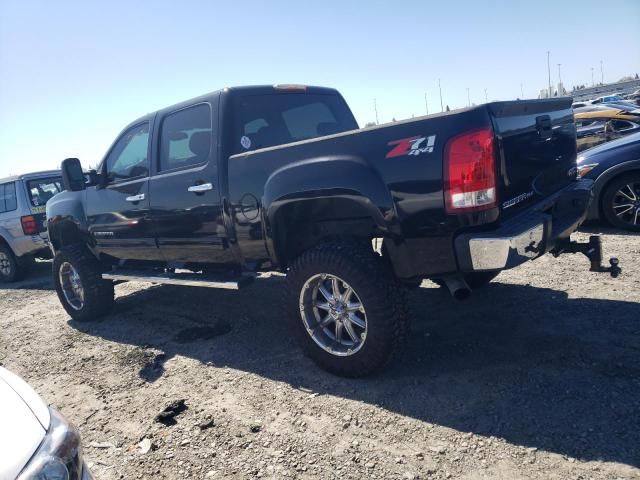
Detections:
17,407,84,480
577,163,598,178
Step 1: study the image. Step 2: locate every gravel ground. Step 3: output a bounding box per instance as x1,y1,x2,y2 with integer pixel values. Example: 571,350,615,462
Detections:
1,227,639,480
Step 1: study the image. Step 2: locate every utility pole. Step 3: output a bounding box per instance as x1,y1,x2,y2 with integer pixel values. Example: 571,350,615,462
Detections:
438,79,443,112
600,60,604,84
484,88,488,103
424,92,429,115
591,67,594,87
547,51,552,97
557,63,562,95
557,63,562,84
466,88,471,107
373,98,379,125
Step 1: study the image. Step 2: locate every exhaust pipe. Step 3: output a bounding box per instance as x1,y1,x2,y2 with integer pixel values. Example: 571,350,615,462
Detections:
443,275,471,301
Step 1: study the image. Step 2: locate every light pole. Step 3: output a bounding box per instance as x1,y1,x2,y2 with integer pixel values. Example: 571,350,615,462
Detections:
467,88,471,107
600,60,604,84
591,67,594,87
424,92,429,115
438,79,443,112
520,83,524,98
373,98,379,125
484,88,488,103
547,51,552,98
557,63,562,95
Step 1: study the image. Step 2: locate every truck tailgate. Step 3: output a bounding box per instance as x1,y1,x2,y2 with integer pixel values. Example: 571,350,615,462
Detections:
488,98,577,218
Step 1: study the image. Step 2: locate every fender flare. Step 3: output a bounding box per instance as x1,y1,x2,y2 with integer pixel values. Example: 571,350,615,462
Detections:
590,158,640,218
45,191,91,254
262,156,396,264
0,227,13,251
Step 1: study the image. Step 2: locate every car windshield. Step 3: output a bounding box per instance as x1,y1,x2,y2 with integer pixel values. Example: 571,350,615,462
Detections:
26,177,63,207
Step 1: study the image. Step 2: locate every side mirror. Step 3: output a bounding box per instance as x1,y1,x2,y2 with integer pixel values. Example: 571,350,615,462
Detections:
86,169,100,186
61,158,86,192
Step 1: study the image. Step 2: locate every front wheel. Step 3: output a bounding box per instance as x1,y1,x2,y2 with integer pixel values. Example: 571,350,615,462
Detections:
286,242,408,377
601,173,640,231
53,245,114,321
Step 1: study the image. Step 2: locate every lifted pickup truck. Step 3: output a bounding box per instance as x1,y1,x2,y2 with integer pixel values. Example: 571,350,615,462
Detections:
47,85,618,377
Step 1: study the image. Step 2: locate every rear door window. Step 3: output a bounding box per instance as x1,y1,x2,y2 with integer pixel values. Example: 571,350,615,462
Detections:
27,178,63,207
0,182,17,213
231,93,358,154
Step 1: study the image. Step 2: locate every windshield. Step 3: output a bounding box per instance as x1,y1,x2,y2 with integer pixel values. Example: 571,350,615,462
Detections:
26,177,63,207
231,93,358,155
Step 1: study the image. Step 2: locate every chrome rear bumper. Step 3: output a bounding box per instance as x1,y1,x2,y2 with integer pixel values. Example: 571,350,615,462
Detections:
455,179,593,272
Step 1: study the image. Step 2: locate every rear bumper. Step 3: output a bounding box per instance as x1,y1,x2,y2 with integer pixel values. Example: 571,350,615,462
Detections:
454,179,593,272
9,233,50,258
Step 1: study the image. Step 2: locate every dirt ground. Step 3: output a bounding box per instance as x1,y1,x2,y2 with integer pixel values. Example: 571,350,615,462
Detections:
1,226,639,480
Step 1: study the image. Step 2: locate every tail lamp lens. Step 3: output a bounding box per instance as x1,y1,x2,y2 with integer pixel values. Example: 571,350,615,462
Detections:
21,215,39,235
444,128,497,213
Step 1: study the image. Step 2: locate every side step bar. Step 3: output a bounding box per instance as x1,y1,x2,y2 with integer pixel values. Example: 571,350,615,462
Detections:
102,270,255,290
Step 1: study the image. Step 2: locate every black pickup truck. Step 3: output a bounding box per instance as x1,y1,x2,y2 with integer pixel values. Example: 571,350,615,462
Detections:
47,85,618,377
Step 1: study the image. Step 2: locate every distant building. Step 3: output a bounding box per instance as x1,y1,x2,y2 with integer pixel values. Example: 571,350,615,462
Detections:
557,82,566,96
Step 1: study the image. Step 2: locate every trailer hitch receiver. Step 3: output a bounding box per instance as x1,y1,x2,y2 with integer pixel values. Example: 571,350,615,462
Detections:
552,235,621,278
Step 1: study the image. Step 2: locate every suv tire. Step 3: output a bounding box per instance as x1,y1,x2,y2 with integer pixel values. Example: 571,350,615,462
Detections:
286,242,408,377
0,244,25,283
53,245,114,321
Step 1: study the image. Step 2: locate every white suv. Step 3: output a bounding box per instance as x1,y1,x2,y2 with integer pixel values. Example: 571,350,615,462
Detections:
0,171,62,282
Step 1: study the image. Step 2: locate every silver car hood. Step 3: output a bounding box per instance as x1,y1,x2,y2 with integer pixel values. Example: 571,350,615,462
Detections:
0,367,50,480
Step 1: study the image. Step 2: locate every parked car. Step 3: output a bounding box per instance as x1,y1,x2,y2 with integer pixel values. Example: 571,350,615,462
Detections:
574,105,618,114
0,367,93,479
575,109,640,151
591,95,623,104
0,171,62,282
578,131,640,231
47,85,615,377
602,101,640,113
623,89,640,105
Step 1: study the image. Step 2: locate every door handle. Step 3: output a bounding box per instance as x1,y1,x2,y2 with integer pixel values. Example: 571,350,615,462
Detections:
126,194,145,202
188,183,213,193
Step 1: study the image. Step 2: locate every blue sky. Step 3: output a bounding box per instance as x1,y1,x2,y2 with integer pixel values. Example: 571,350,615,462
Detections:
1,0,639,177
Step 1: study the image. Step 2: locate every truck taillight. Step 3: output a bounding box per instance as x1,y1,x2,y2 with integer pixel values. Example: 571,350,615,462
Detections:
21,215,39,235
444,127,497,214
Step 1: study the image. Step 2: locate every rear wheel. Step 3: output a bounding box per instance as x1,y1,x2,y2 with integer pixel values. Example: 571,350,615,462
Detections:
601,173,640,231
53,245,114,321
286,242,408,377
0,244,25,282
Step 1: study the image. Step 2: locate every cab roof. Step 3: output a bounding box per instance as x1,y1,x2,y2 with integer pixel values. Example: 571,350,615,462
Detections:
0,170,61,184
125,85,340,129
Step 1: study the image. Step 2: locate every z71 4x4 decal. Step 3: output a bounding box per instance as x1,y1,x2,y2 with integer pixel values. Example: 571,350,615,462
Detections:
386,135,436,158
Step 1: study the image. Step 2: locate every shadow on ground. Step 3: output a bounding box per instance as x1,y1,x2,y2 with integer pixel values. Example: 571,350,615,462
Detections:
0,260,53,291
69,276,640,467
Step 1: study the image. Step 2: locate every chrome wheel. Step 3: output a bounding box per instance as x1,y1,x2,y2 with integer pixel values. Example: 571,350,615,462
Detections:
58,262,85,310
612,182,640,227
0,251,11,276
299,273,367,357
